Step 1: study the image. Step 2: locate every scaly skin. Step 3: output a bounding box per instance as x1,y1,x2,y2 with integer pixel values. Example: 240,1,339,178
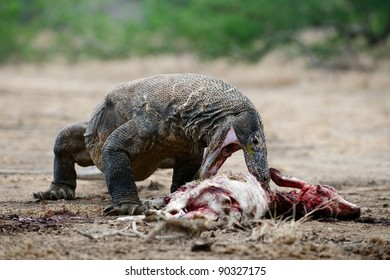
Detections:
31,73,270,215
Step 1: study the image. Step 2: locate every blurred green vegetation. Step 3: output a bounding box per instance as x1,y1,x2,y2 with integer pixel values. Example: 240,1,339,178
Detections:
1,0,389,64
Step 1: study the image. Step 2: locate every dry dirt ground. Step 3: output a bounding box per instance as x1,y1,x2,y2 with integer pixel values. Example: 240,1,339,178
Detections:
0,54,389,259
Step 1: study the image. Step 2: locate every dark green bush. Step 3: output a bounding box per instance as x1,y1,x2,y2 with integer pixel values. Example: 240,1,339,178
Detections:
0,0,389,63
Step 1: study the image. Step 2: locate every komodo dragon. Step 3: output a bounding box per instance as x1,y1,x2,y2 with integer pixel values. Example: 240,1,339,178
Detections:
31,73,270,215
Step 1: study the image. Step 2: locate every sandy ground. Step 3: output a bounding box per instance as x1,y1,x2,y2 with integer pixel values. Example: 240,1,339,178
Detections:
0,54,389,259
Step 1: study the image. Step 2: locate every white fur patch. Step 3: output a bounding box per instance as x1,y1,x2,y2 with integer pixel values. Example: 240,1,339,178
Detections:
161,173,268,223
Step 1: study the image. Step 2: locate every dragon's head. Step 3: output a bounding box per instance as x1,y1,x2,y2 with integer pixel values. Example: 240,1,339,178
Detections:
198,111,270,188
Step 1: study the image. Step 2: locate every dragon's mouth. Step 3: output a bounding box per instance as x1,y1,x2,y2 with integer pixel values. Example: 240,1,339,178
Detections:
198,128,242,179
205,142,242,178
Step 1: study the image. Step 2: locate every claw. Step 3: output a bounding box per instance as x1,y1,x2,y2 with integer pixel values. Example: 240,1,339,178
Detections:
103,201,150,216
30,190,53,201
49,190,59,200
31,184,75,201
58,189,67,199
30,191,44,201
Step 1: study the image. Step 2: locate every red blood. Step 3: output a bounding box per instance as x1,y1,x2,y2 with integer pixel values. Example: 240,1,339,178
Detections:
160,168,360,221
183,186,241,216
269,168,361,220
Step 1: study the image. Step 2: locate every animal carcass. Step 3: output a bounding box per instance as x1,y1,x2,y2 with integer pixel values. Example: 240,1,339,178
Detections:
158,168,360,223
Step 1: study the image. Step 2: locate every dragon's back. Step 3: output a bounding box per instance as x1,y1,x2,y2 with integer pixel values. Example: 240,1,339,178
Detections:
86,73,258,146
107,73,255,116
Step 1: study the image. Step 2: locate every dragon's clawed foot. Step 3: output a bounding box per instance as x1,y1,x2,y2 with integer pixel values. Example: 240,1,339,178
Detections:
103,201,151,216
30,184,75,201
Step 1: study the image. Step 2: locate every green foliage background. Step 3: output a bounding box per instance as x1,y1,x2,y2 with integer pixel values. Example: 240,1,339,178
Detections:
1,0,389,63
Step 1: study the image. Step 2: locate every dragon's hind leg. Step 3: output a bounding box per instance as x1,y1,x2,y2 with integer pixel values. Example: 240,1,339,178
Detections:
171,147,204,193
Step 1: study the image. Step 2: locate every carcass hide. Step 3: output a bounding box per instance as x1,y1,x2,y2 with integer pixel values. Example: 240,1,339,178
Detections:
157,168,360,223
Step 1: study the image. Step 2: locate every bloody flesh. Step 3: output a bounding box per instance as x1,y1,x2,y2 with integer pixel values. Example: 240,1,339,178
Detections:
160,168,360,222
268,168,361,220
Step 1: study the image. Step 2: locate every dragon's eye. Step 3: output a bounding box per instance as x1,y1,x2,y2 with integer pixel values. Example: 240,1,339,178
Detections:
252,137,259,145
